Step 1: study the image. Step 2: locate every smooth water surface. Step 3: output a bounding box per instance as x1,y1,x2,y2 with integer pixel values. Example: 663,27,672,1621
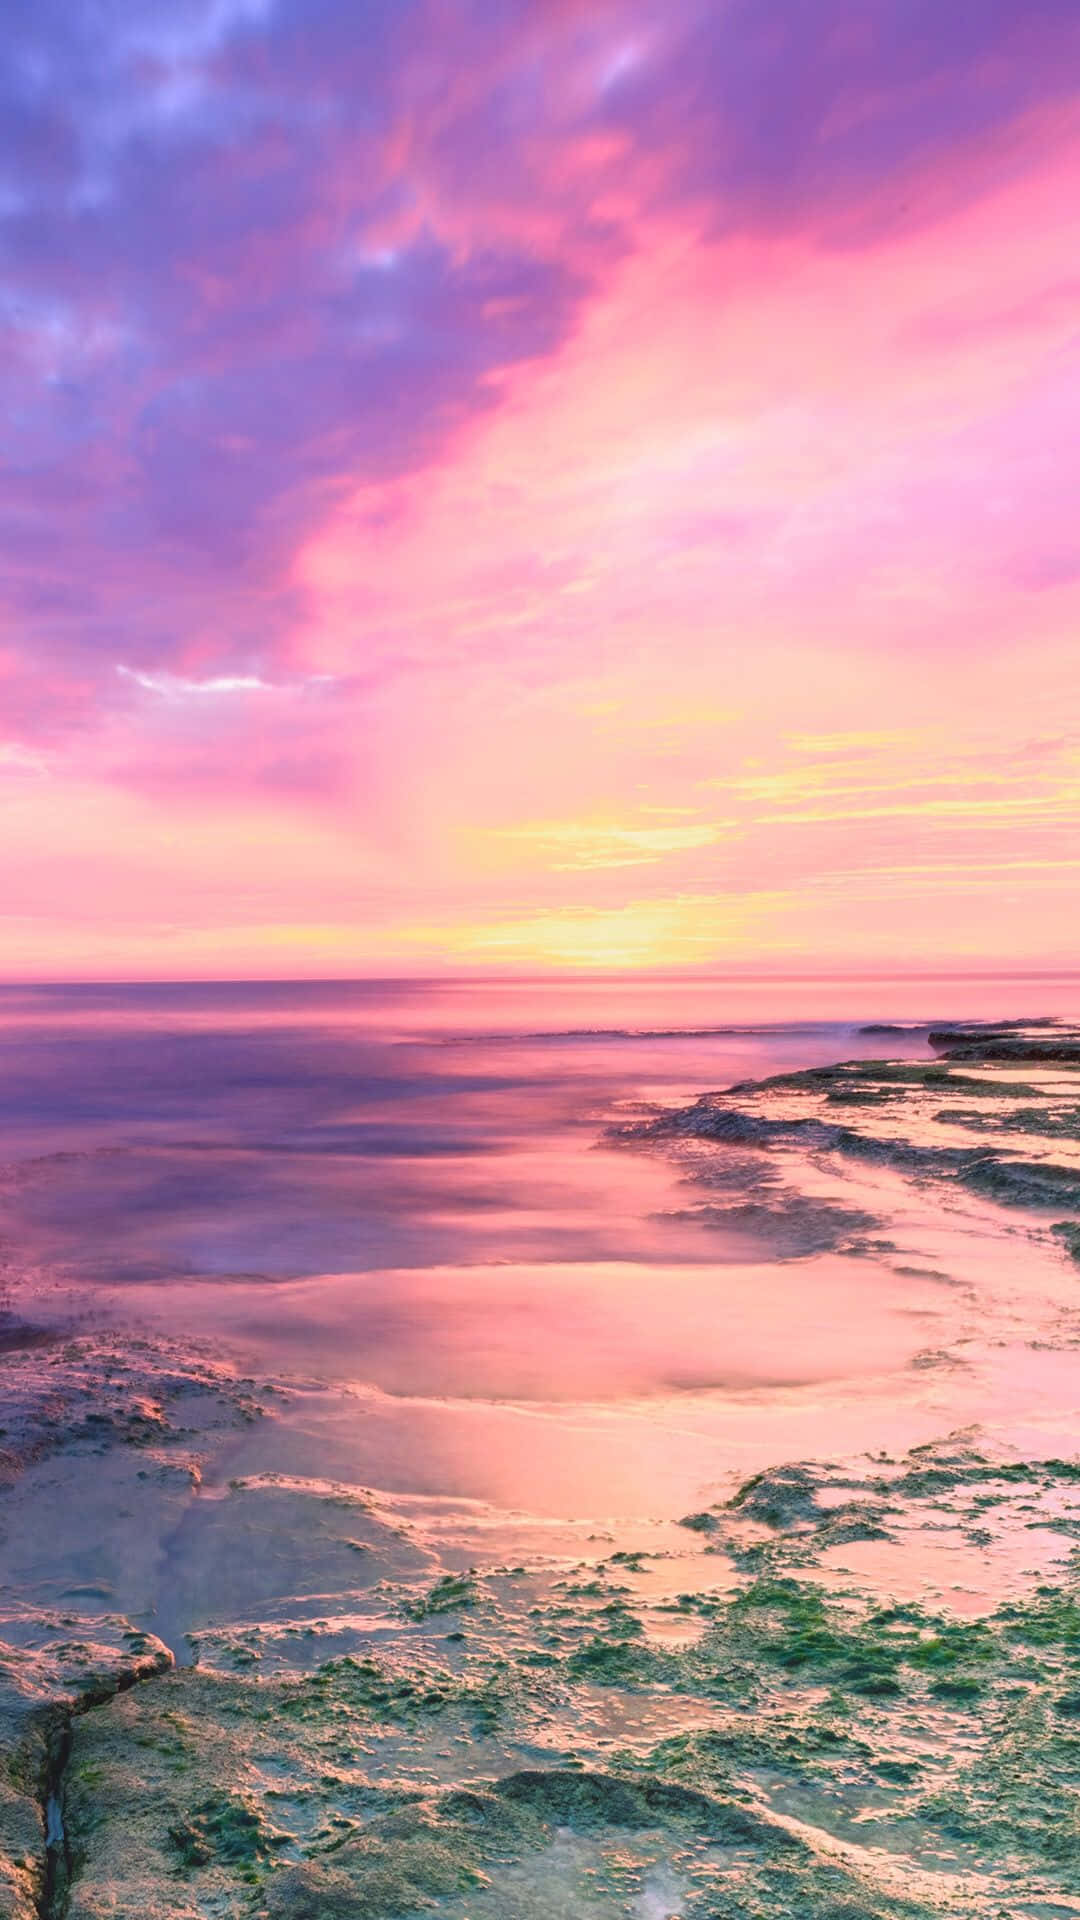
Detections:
3,974,1079,1518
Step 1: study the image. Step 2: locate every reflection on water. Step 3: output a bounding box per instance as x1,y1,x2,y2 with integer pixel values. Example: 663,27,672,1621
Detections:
6,981,1080,1920
2,975,1079,1517
0,976,949,1288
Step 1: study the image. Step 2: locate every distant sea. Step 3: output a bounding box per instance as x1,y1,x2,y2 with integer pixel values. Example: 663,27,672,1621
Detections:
0,973,1072,1300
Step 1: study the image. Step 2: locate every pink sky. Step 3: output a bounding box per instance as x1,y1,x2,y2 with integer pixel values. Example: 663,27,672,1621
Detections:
2,2,1079,976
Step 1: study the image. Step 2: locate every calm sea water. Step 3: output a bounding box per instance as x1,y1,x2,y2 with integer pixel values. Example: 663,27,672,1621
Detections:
3,973,1079,1516
0,974,1076,1294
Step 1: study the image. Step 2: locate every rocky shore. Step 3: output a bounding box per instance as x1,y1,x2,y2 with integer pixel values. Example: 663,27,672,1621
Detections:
6,1402,1080,1919
2,1021,1080,1917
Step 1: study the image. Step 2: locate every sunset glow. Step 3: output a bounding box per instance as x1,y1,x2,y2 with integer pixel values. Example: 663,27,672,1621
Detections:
3,1,1079,975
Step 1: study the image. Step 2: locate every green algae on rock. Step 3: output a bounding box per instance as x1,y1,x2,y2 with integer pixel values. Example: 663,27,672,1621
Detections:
616,1021,1080,1263
41,1441,1080,1920
0,1618,172,1920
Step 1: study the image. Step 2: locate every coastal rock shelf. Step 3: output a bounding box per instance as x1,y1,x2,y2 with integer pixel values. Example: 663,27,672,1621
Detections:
3,1023,1080,1916
616,1018,1080,1265
0,1617,172,1920
928,1021,1080,1065
3,1377,1080,1916
11,1442,1080,1920
0,1334,267,1920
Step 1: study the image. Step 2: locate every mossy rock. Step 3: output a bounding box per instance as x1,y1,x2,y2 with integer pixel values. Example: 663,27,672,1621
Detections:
167,1792,289,1872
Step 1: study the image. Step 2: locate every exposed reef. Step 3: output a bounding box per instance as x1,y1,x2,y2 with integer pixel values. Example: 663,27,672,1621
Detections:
20,1439,1080,1919
0,1616,172,1920
1,1338,1077,1920
929,1021,1080,1064
5,1021,1080,1916
0,1334,281,1917
616,1019,1080,1263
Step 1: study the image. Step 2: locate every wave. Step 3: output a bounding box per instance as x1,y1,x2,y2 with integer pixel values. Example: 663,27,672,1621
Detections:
434,1022,856,1046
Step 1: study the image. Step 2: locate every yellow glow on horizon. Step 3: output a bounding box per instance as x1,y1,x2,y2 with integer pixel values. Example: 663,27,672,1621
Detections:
398,892,788,970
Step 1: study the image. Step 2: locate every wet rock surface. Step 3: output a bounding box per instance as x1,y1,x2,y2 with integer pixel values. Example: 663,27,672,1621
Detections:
617,1018,1080,1264
928,1021,1080,1064
4,1022,1080,1916
0,1616,172,1920
24,1440,1080,1919
0,1335,267,1918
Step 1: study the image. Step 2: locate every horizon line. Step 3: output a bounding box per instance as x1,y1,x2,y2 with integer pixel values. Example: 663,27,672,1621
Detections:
2,967,1079,991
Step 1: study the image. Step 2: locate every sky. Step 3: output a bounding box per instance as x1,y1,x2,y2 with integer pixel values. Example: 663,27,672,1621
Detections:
2,0,1079,978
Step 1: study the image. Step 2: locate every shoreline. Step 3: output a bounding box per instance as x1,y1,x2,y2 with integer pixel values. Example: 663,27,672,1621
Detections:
2,1018,1079,1916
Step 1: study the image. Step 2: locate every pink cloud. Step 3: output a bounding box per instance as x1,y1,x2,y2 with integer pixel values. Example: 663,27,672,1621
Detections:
2,1,1079,973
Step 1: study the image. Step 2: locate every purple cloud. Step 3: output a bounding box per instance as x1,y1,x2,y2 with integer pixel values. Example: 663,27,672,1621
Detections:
1,0,1077,755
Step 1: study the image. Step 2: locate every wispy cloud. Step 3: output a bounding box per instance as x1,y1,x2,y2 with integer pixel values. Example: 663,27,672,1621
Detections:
483,818,729,872
0,744,49,777
117,668,275,698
